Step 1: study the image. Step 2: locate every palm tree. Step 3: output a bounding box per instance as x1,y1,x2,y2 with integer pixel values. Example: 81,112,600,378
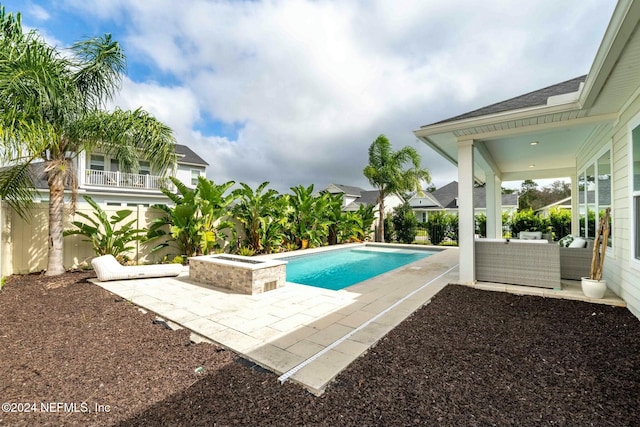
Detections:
363,134,430,242
0,7,177,275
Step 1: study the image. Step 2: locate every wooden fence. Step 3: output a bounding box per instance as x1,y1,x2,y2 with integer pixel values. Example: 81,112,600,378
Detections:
0,201,171,276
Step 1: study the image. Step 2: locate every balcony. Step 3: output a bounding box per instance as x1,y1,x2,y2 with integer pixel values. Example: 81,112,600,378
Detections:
85,169,170,191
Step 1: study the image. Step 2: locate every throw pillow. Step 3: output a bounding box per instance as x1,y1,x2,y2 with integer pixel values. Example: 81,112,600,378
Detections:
520,231,542,240
558,235,575,247
568,237,587,248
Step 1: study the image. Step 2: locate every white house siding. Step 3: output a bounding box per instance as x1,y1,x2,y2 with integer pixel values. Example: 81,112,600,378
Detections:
174,165,205,188
576,92,640,318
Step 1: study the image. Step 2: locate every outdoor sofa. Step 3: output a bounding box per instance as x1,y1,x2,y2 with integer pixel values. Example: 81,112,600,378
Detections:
91,254,183,282
559,238,594,280
475,239,560,288
475,234,594,287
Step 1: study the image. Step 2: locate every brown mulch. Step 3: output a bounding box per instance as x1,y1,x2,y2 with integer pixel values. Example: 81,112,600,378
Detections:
1,272,639,427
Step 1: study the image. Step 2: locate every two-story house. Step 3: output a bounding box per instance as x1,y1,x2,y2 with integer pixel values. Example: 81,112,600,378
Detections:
31,144,208,207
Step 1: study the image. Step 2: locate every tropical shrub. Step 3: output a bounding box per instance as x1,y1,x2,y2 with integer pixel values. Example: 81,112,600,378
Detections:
392,203,418,244
237,246,256,256
147,176,237,258
348,204,376,242
64,196,145,262
232,181,284,253
287,184,331,248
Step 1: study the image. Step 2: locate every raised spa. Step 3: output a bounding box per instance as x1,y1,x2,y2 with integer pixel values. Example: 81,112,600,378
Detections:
189,254,287,295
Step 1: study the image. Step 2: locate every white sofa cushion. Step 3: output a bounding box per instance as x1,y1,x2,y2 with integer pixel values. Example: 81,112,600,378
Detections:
519,231,543,240
568,237,588,248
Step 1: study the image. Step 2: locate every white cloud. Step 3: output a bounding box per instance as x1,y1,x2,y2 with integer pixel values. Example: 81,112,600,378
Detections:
52,0,615,192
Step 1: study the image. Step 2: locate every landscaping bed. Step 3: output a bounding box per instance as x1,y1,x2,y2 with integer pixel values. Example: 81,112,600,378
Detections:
1,271,639,426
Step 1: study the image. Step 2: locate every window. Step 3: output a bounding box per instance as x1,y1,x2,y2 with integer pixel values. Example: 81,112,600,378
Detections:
139,161,150,175
191,170,200,186
90,155,104,171
597,151,612,248
579,147,612,247
632,122,640,259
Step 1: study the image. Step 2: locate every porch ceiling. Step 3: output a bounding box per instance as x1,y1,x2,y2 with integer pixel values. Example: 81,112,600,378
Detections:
418,116,611,183
415,1,640,184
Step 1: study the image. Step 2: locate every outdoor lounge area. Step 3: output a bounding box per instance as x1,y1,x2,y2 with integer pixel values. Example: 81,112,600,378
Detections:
475,235,594,288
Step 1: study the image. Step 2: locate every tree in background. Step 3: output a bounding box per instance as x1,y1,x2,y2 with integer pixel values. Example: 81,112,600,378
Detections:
363,134,430,242
518,179,539,210
0,7,176,275
518,179,571,211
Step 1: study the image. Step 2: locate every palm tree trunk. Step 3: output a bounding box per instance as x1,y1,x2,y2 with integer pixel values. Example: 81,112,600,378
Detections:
378,190,385,243
46,174,66,276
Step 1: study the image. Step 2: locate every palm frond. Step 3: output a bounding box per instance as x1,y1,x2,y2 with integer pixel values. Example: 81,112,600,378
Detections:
71,33,125,107
0,163,35,220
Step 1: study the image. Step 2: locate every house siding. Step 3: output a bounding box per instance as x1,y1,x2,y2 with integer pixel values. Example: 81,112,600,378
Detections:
576,91,640,318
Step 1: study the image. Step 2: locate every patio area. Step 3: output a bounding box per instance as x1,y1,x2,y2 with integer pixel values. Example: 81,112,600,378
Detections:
91,245,625,395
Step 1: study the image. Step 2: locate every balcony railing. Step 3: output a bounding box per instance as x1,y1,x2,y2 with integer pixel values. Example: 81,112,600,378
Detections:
85,169,171,191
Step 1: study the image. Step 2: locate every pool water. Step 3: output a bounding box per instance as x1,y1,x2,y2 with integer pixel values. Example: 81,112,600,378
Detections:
282,246,435,290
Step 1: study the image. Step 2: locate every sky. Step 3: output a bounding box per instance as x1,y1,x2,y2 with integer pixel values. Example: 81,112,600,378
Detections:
2,0,617,194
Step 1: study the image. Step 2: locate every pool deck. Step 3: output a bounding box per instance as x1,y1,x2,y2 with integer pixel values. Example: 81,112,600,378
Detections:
90,243,626,395
91,244,458,395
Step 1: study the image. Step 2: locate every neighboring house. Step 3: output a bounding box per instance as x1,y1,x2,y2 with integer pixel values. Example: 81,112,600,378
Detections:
324,184,403,213
413,2,640,318
408,192,442,223
409,181,518,222
32,144,208,207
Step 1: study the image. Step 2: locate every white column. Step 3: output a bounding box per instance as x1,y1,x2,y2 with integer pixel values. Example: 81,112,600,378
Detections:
458,140,475,283
485,173,502,239
570,173,579,235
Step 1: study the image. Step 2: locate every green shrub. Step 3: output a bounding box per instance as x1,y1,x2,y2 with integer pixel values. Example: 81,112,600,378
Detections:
383,214,394,242
237,246,256,256
510,209,548,236
392,203,418,244
475,213,487,238
548,207,572,240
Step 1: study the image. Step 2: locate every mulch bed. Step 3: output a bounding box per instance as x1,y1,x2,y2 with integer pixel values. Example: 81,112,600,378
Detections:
1,271,639,426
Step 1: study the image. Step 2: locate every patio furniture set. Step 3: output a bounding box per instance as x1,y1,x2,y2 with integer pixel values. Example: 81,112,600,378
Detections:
475,232,593,289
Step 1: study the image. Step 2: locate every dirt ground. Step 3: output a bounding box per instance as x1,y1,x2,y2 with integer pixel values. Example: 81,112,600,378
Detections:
1,271,639,426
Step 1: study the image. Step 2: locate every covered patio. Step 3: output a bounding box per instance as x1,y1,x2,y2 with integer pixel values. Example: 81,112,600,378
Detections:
414,74,613,285
413,2,640,316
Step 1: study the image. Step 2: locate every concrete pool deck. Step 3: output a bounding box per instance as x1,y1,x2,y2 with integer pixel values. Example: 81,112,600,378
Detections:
91,244,458,395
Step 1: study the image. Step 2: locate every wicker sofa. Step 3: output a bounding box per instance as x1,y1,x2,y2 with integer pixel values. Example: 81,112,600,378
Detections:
475,239,560,288
559,239,594,280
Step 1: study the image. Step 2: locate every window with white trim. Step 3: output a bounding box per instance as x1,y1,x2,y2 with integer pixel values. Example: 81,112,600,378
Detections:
191,169,201,186
632,123,640,259
578,146,612,246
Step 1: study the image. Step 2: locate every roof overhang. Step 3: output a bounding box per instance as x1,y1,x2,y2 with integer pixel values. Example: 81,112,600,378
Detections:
414,1,640,184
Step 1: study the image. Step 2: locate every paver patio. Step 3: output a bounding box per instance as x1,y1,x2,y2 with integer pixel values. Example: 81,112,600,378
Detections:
91,244,625,395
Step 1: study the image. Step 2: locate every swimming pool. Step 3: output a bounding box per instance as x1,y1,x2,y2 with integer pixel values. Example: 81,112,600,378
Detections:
280,245,436,290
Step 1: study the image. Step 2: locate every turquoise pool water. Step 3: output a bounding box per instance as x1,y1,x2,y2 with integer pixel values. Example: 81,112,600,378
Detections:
281,246,436,290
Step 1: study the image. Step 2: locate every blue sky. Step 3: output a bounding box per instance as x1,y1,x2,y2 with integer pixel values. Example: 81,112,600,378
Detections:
1,0,617,192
